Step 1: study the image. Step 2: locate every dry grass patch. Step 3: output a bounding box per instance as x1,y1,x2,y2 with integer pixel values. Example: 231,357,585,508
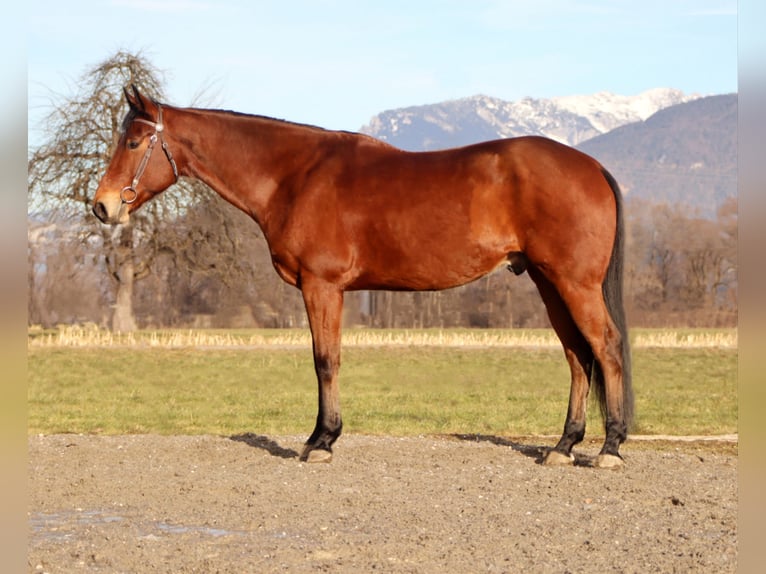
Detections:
28,325,737,349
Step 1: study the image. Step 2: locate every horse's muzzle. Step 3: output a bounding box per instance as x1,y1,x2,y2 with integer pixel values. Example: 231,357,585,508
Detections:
92,196,129,225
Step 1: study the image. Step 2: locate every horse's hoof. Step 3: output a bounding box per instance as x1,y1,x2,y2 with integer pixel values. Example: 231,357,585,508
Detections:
594,454,624,469
301,447,333,464
543,450,574,466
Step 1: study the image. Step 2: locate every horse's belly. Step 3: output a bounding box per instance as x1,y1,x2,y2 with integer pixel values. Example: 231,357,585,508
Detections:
348,242,510,291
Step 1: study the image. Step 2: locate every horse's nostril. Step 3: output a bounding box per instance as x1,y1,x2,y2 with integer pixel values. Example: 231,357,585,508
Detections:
92,201,108,223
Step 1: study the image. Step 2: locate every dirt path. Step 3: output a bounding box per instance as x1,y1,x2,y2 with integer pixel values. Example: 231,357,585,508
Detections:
29,434,737,573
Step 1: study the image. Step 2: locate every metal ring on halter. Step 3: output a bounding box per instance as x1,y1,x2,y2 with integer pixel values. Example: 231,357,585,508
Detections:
120,186,138,204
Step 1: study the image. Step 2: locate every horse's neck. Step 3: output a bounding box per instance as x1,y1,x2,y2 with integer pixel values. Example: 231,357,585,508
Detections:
176,108,322,224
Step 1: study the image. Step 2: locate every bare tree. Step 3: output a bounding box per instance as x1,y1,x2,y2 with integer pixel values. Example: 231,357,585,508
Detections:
29,51,168,330
28,51,257,331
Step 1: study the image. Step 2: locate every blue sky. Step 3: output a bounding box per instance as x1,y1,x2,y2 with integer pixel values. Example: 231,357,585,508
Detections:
28,0,737,140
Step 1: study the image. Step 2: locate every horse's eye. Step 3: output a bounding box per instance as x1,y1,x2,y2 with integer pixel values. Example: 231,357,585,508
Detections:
128,140,140,150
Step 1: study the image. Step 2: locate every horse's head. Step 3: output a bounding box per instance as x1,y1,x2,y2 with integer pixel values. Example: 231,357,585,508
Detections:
92,85,179,225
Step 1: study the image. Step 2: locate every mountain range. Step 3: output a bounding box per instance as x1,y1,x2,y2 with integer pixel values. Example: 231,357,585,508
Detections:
577,94,736,213
361,89,737,217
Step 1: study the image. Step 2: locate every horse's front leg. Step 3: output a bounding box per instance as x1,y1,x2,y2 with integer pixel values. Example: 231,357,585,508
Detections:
299,276,344,463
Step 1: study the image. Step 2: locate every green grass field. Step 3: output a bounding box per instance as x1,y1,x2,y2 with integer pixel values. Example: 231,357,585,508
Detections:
28,329,737,438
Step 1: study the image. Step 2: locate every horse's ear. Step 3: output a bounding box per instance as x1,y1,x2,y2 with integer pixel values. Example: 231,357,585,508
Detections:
124,84,146,112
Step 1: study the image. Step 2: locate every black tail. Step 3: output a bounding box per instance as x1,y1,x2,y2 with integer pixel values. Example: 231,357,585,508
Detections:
592,168,634,431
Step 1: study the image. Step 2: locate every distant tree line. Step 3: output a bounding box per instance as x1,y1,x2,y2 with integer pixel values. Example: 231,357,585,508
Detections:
28,192,737,330
27,51,736,331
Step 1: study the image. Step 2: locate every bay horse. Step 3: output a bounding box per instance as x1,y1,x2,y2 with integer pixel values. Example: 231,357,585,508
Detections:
93,86,633,468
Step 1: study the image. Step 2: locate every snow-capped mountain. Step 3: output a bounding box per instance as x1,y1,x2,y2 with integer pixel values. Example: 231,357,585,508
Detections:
361,88,700,150
552,88,699,135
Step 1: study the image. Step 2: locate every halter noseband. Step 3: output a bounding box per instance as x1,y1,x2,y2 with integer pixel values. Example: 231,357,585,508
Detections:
120,103,179,204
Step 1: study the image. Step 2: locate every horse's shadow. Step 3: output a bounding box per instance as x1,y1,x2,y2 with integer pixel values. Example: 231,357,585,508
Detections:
230,433,299,459
450,433,595,466
231,432,597,466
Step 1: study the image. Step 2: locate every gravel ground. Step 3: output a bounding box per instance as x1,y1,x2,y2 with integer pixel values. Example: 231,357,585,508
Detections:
28,433,737,573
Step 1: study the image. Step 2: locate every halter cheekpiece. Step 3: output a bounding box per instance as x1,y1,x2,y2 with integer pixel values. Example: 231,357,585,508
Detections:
120,103,179,204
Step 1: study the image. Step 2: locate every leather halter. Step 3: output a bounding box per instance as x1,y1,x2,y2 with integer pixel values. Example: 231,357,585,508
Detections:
120,103,179,204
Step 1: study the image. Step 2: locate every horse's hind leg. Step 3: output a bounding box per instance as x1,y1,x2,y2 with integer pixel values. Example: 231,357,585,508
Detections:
552,280,628,468
528,267,594,466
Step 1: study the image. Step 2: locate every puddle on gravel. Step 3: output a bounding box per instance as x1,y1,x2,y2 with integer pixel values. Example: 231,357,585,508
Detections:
29,509,242,543
154,522,232,537
30,510,124,544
